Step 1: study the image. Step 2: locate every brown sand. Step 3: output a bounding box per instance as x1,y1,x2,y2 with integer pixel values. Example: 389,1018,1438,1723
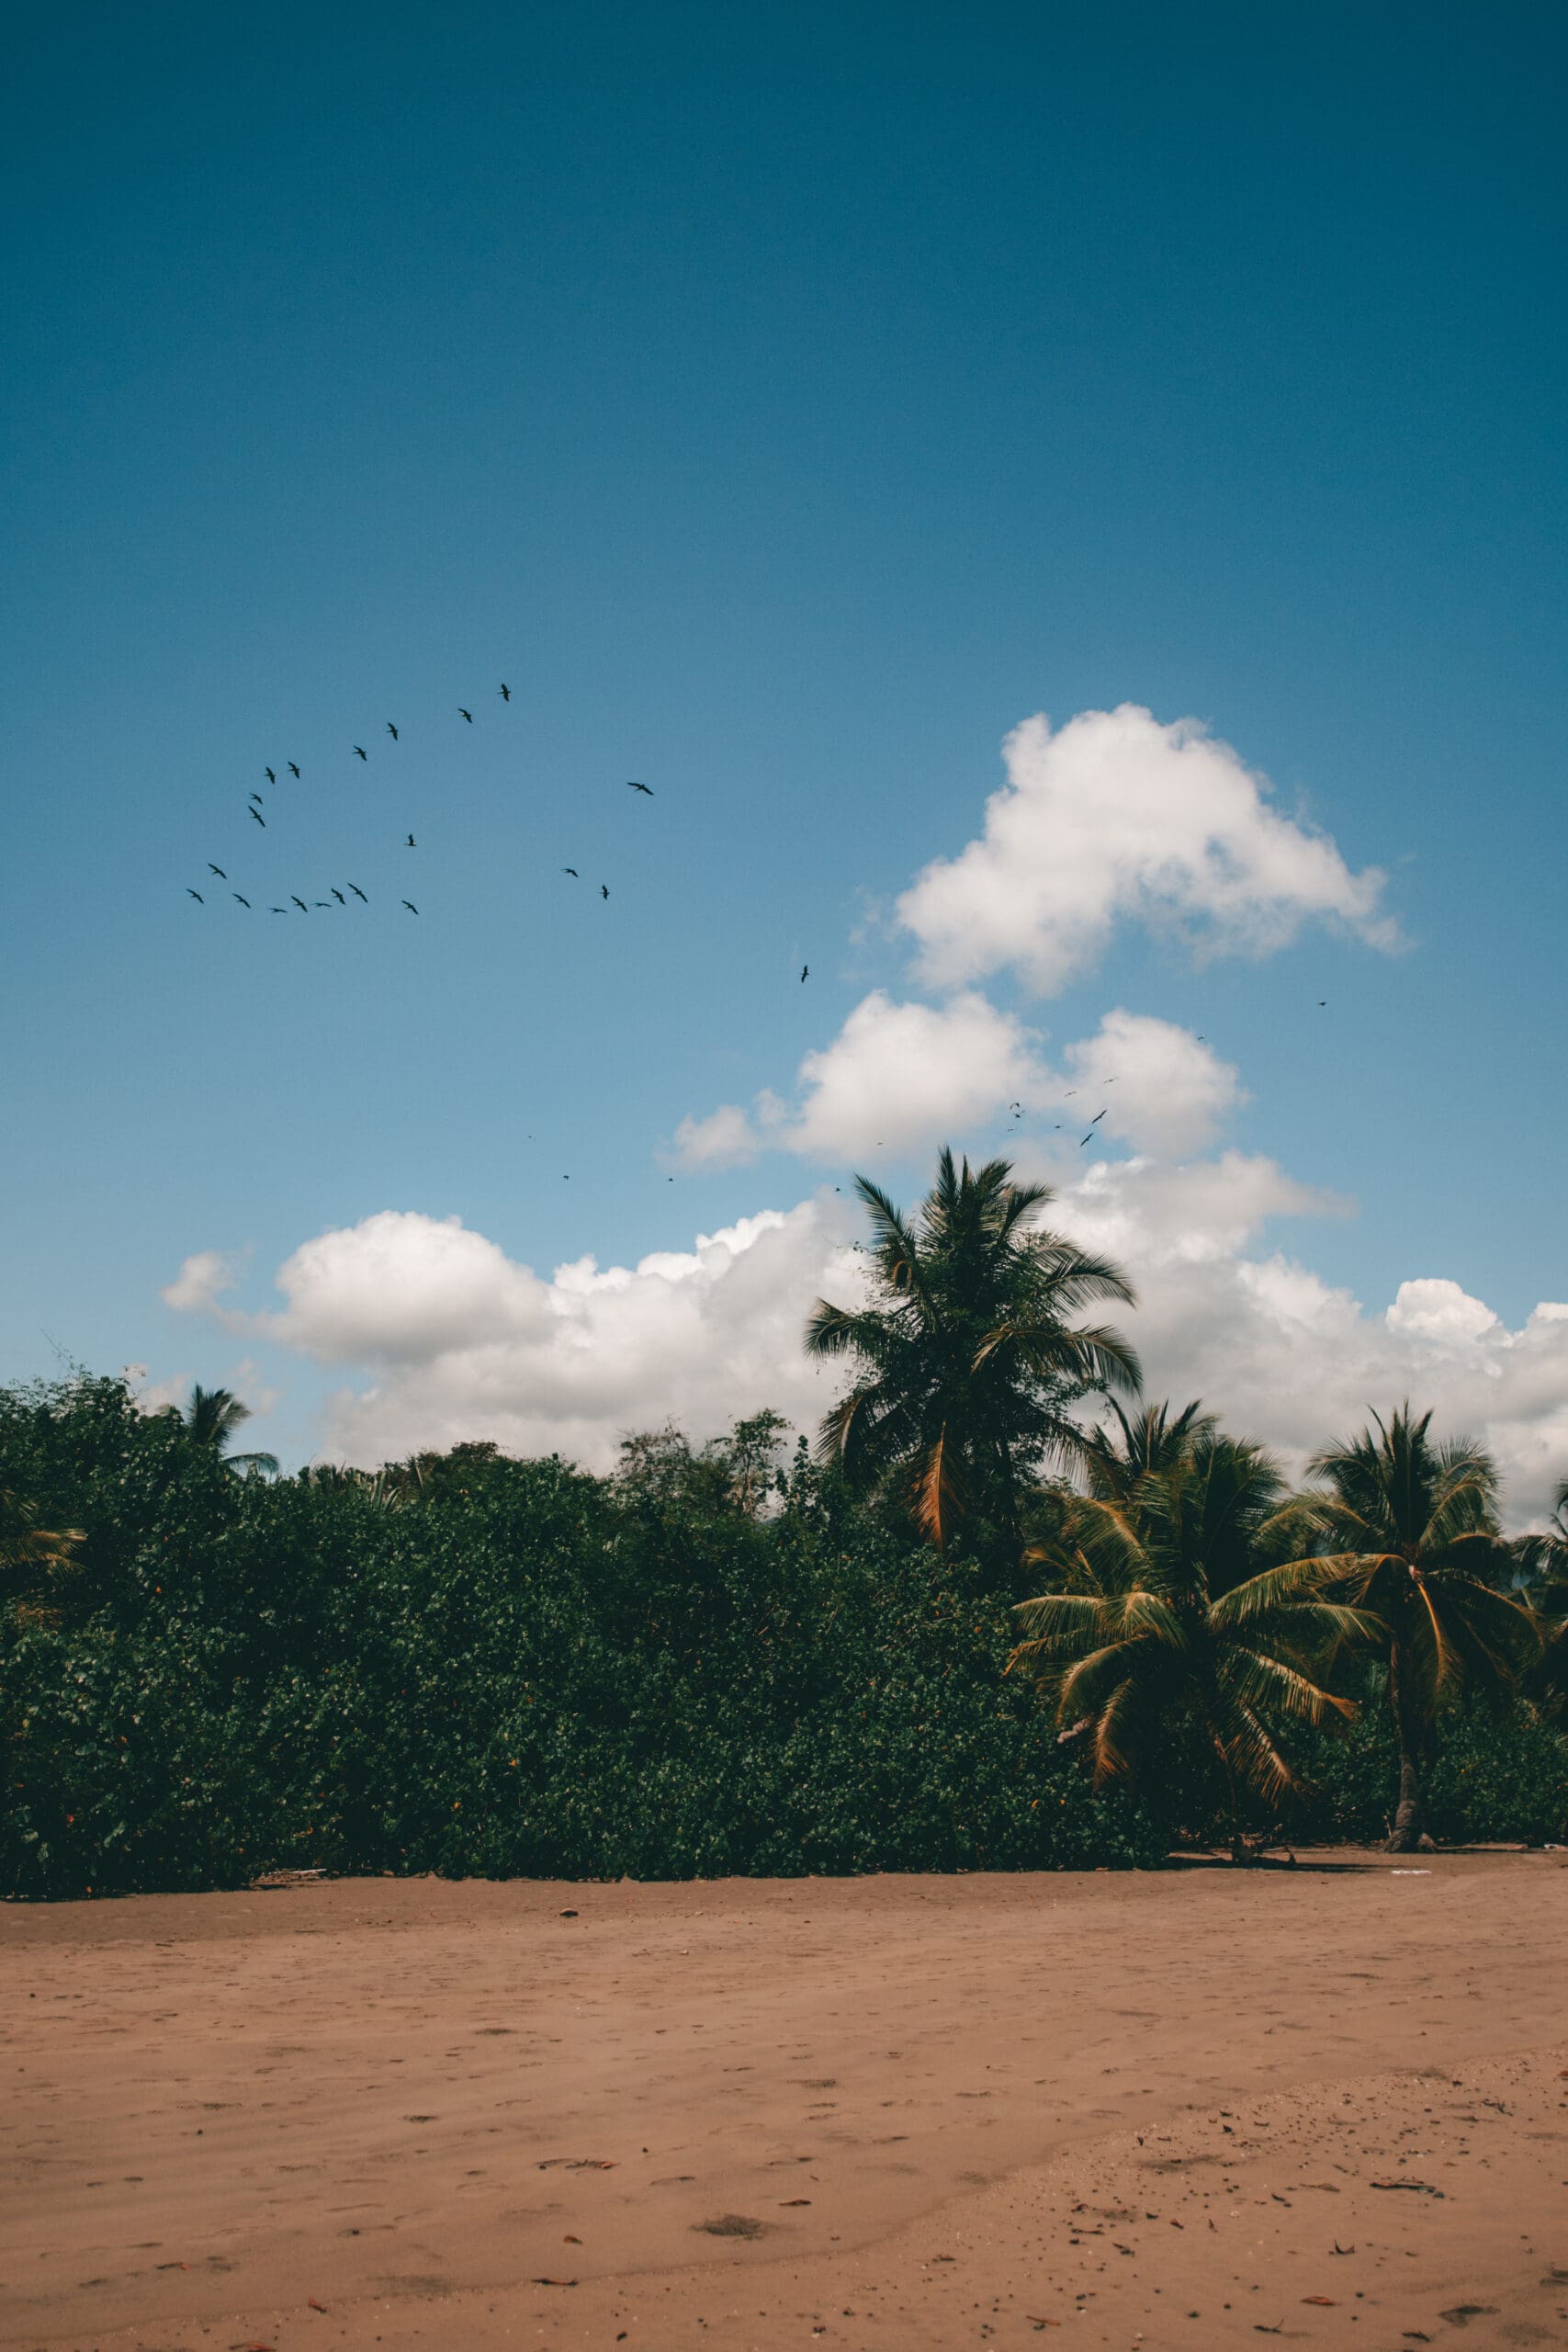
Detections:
4,1853,1566,2352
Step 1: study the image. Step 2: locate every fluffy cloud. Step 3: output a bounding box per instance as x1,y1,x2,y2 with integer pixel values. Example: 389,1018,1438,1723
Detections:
672,999,1241,1170
898,705,1396,993
161,1250,241,1316
787,990,1052,1159
1063,1010,1241,1159
174,1202,863,1470
671,990,1055,1168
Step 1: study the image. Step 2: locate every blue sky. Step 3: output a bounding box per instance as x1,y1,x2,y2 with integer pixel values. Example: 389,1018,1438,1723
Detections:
3,4,1565,1503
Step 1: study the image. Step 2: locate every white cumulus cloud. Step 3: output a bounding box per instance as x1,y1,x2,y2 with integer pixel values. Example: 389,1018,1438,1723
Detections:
670,990,1056,1169
170,1201,863,1471
1063,1009,1241,1159
161,1250,240,1316
897,704,1397,994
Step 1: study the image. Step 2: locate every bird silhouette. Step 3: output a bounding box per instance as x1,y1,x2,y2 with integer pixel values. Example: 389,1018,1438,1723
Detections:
402,899,418,914
288,762,300,779
562,866,579,878
1089,1109,1107,1125
1318,1000,1326,1007
208,863,226,878
405,833,415,848
387,721,399,741
458,707,472,722
626,780,653,796
1079,1132,1095,1147
233,894,251,907
313,900,332,909
291,897,309,913
249,791,263,803
347,884,368,902
270,906,288,913
800,964,808,983
186,888,204,902
249,807,266,827
499,682,511,701
353,745,367,761
265,767,276,784
601,883,609,899
331,888,346,905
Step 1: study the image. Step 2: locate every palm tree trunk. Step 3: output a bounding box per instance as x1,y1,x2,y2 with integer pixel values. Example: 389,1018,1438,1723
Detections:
1385,1643,1430,1853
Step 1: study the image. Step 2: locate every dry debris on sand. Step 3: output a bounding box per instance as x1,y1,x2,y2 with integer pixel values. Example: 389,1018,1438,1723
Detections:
3,1850,1565,2349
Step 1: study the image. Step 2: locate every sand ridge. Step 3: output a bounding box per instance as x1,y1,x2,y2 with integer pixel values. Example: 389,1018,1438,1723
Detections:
3,1852,1565,2348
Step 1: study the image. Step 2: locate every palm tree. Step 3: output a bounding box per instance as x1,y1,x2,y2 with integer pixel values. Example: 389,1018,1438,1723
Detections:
1292,1406,1539,1851
805,1150,1139,1572
1,1487,83,1623
1511,1477,1568,1719
1079,1396,1219,1505
1010,1427,1371,1859
179,1383,279,1476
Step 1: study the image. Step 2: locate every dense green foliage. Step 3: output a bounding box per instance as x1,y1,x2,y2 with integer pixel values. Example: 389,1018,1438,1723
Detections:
1,1378,1161,1899
4,1170,1565,1899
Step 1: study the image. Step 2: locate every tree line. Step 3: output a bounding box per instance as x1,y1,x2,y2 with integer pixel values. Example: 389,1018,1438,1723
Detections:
3,1149,1564,1896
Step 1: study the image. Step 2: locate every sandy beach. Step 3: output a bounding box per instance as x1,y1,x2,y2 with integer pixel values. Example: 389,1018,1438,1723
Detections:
4,1854,1566,2351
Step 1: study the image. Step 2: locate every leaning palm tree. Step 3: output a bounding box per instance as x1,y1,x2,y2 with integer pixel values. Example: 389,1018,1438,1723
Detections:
180,1383,279,1476
806,1150,1139,1570
1010,1430,1372,1859
1290,1406,1539,1851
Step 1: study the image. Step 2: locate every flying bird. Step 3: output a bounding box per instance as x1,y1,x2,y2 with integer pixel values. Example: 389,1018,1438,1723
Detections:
347,884,367,901
186,888,203,902
249,790,263,802
330,888,345,905
387,721,399,740
291,897,309,913
1079,1132,1095,1147
1317,1000,1326,1007
458,707,472,722
601,883,609,899
270,906,288,913
402,899,418,913
499,681,511,701
405,833,415,848
249,807,265,826
626,780,653,796
1089,1109,1107,1125
208,863,226,877
288,762,300,778
562,866,578,877
353,745,367,761
313,900,332,909
800,964,808,983
233,894,251,907
265,767,276,784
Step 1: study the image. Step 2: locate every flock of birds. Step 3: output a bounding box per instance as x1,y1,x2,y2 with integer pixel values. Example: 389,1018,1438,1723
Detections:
185,685,1331,1167
184,681,660,920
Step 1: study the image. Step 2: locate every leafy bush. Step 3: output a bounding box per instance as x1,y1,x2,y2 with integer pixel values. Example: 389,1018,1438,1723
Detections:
1,1380,1160,1897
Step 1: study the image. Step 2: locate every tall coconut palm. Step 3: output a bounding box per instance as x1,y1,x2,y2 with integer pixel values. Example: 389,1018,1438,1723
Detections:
180,1383,279,1476
1011,1428,1372,1858
1292,1406,1539,1851
806,1150,1139,1572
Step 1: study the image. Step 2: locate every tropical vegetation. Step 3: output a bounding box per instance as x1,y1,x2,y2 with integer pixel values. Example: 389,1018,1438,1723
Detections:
2,1151,1565,1896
